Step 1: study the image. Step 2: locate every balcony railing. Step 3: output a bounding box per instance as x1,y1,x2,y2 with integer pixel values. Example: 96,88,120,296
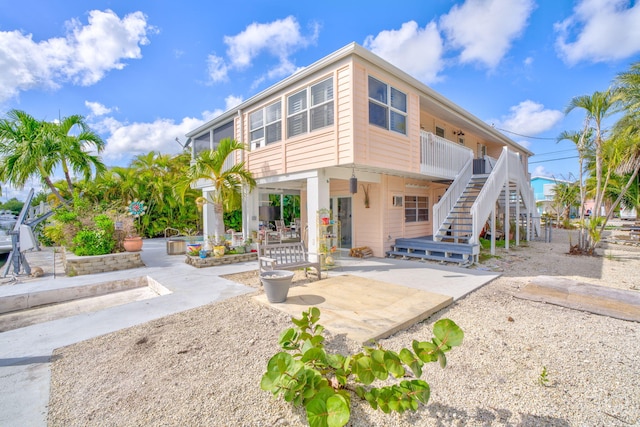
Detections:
420,131,473,180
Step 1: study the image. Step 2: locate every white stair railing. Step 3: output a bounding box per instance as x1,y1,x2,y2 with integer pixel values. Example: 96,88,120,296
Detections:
432,155,474,239
469,147,509,245
469,147,537,245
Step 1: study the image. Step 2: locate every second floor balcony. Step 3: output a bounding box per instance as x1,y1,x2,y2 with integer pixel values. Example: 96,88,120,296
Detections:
420,131,473,180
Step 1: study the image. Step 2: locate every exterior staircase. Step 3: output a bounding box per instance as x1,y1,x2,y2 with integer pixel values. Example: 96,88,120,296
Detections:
434,175,488,244
386,147,539,265
386,175,486,265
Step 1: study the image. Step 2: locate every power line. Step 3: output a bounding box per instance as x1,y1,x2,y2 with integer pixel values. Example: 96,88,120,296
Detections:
534,148,576,156
529,155,579,164
493,126,558,140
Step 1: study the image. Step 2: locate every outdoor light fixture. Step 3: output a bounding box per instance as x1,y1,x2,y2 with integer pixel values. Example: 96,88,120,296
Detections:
349,168,358,194
455,130,465,136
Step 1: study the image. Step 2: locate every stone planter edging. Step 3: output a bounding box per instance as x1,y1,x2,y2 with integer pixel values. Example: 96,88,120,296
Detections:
185,252,258,268
61,248,145,276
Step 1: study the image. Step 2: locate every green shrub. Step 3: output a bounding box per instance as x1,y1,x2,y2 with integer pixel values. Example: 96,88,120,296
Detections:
261,308,463,427
72,229,115,256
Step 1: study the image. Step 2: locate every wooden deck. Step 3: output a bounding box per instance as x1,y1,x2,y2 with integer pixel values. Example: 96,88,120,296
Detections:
386,236,479,264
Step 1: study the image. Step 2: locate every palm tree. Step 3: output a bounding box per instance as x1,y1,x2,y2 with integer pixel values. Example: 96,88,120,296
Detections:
178,138,256,244
551,180,580,221
49,114,106,194
557,130,593,248
565,90,617,252
0,109,67,204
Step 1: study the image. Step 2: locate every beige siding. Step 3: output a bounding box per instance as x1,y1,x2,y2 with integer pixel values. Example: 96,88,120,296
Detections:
336,65,354,164
351,60,421,173
353,182,383,256
246,145,283,178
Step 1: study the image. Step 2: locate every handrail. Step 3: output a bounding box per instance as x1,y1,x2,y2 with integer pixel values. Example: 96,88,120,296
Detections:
469,147,509,245
432,155,474,238
420,131,473,179
469,147,537,245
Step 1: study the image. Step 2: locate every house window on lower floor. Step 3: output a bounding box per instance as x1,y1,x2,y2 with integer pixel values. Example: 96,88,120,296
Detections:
405,195,429,222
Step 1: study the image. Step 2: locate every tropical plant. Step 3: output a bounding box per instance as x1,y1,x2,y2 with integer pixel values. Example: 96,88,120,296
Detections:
72,214,116,256
551,180,580,221
0,110,106,206
47,114,106,194
178,138,256,244
564,90,618,253
261,307,463,427
0,110,67,204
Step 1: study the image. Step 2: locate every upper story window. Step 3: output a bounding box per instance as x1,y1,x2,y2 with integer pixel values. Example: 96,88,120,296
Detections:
250,101,282,150
193,120,234,158
435,126,445,138
287,77,334,138
368,76,407,135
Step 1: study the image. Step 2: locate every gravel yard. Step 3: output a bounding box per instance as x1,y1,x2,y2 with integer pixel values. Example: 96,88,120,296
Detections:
48,228,640,426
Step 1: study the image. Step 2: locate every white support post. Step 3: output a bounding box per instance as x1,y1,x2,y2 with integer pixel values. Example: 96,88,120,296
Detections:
306,172,330,262
243,186,259,241
202,190,216,241
490,207,496,256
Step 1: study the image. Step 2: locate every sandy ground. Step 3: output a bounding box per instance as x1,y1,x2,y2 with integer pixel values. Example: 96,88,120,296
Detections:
48,227,640,426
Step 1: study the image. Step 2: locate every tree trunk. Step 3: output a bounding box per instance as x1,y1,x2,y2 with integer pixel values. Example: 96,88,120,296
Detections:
42,175,68,205
212,202,225,245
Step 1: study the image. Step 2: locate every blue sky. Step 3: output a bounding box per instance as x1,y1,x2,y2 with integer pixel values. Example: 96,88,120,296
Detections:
1,0,640,201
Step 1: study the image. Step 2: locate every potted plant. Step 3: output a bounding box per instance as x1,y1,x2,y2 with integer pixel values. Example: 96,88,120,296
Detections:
213,244,226,257
122,201,146,252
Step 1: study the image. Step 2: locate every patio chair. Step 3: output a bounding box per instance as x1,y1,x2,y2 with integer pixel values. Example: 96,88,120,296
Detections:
275,220,291,239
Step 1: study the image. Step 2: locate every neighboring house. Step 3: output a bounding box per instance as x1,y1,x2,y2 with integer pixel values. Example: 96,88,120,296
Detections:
531,176,574,216
186,42,537,263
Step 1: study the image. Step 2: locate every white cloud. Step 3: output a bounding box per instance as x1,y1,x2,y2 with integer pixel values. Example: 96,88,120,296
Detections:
0,9,152,102
494,100,564,136
554,0,640,64
98,115,208,163
440,0,535,69
206,54,229,83
533,165,552,177
224,95,243,110
207,16,319,84
85,101,112,117
96,93,243,164
364,21,444,84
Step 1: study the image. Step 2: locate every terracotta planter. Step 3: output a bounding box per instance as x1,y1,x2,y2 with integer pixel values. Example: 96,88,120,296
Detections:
123,236,143,252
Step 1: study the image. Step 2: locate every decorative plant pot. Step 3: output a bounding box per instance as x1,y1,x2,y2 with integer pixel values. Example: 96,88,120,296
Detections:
213,246,226,258
235,246,246,254
260,270,294,303
187,243,202,254
123,236,143,252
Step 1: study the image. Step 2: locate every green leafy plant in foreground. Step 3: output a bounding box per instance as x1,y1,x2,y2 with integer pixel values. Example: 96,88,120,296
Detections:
261,307,463,427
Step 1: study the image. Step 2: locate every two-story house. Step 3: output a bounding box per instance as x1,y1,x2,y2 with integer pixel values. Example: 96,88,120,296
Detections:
186,42,537,263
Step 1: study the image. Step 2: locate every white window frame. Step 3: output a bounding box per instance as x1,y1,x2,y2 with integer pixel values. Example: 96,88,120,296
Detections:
250,101,282,150
405,195,429,222
287,77,334,138
368,76,407,135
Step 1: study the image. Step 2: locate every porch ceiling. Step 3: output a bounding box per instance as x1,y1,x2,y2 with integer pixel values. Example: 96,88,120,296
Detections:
419,94,533,156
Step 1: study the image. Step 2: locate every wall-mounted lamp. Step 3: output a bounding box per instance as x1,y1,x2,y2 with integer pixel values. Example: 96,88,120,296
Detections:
455,129,465,136
349,168,358,194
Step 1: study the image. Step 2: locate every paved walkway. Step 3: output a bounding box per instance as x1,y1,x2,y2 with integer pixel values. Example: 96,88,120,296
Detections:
0,240,499,426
